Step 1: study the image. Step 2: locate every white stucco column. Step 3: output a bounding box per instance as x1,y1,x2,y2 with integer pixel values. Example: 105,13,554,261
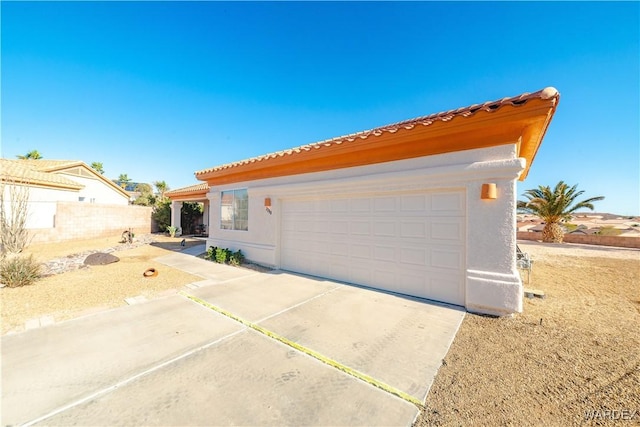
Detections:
202,200,209,226
464,158,525,316
205,190,217,247
171,201,183,230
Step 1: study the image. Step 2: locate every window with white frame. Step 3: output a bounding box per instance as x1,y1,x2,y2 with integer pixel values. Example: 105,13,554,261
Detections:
220,189,248,231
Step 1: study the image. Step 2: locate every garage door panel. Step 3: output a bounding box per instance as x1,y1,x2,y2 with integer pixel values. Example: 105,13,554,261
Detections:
331,199,349,212
373,221,396,237
401,194,427,211
350,221,371,236
430,192,465,216
399,247,427,267
330,243,348,257
430,219,464,241
333,221,349,235
374,197,396,212
372,267,396,288
400,221,427,238
350,243,372,260
427,274,464,305
350,198,371,212
349,261,373,284
294,220,314,233
316,220,330,234
430,249,463,270
373,245,396,262
330,262,349,280
281,191,465,306
397,273,427,297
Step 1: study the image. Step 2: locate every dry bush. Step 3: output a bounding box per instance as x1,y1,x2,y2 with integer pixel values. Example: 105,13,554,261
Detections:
0,255,41,288
0,180,31,255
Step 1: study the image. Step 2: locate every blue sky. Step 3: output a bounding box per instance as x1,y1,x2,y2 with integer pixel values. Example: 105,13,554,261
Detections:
2,2,638,215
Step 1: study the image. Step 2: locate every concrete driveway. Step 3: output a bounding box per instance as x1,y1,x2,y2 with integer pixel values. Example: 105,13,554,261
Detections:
2,248,465,426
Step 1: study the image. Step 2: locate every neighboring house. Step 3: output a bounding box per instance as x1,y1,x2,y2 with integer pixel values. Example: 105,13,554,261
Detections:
189,87,560,316
1,159,133,240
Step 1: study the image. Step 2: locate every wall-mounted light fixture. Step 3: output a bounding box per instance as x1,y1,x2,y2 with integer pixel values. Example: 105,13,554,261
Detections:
481,183,497,200
264,197,272,214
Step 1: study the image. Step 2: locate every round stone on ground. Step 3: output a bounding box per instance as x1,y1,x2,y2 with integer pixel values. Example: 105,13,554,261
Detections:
84,252,120,266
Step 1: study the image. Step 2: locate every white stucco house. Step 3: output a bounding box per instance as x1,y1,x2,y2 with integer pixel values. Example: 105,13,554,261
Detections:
183,87,560,315
1,159,130,230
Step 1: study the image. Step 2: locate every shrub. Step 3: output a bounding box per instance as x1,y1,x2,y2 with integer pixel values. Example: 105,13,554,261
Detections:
229,249,244,266
152,199,171,232
0,255,41,288
215,248,231,264
0,180,31,255
205,247,244,266
205,246,218,261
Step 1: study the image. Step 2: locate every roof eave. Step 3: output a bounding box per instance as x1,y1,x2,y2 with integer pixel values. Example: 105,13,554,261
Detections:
196,94,559,186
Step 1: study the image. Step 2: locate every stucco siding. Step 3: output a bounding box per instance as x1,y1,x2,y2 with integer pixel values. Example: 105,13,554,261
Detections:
205,144,525,315
59,173,129,205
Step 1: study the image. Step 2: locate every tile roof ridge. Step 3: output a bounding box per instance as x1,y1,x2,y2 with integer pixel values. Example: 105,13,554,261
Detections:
166,182,209,194
195,87,559,177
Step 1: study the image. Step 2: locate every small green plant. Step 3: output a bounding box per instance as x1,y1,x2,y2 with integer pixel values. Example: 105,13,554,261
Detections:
215,247,231,264
229,249,244,266
205,246,244,266
0,255,41,288
205,246,218,261
167,225,178,238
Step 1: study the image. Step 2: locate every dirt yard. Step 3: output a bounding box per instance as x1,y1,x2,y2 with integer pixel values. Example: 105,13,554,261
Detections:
2,237,639,425
416,242,640,426
1,235,205,334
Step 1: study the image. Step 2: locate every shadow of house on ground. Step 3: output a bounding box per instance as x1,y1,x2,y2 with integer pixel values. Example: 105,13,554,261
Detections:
150,239,204,253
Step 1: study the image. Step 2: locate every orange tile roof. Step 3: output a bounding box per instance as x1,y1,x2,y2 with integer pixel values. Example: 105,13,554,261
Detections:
166,182,209,200
196,87,559,185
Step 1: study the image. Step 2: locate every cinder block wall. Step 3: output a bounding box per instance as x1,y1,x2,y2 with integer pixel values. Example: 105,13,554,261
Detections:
30,202,154,244
517,231,640,249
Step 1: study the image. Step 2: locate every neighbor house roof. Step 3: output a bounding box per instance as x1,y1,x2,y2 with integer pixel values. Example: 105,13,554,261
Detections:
196,87,560,186
1,159,130,198
166,183,209,201
0,158,84,190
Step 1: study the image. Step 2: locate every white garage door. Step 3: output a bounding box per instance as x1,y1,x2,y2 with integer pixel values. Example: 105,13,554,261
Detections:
280,191,466,306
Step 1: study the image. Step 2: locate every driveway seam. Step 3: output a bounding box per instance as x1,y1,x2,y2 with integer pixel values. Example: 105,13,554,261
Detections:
20,327,248,427
180,291,424,409
254,284,343,324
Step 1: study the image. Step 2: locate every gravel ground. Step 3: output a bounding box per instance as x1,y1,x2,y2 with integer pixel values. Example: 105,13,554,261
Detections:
415,242,640,426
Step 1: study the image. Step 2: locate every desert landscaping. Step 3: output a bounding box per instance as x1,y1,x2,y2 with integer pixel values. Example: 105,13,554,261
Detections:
1,236,639,425
418,242,639,426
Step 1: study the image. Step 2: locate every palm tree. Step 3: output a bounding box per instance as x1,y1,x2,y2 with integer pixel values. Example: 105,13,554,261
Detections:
90,162,105,174
153,180,169,200
17,150,43,159
117,173,132,190
518,181,604,243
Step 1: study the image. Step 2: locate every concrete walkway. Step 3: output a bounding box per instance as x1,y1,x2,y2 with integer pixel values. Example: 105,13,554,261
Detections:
2,245,465,426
